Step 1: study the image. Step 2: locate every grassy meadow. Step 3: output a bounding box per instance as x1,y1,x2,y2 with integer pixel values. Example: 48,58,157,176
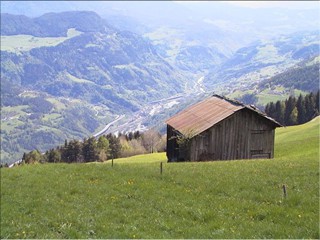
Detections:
0,117,319,239
0,28,82,53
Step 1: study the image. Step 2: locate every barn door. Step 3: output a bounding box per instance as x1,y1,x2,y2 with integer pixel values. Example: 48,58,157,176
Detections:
250,130,271,158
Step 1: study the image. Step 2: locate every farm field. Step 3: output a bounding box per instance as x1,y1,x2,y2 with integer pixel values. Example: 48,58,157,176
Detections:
0,117,319,239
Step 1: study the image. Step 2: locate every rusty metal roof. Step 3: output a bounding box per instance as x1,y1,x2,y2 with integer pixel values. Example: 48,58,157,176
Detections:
166,94,281,137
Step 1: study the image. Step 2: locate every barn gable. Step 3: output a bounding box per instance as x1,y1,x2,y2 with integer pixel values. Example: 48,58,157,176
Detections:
166,95,281,162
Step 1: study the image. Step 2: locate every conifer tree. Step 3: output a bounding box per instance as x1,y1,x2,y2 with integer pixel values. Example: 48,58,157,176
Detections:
288,107,298,125
296,94,306,124
67,140,83,163
275,100,285,124
82,137,98,162
305,92,316,121
284,96,296,125
22,152,27,163
265,91,319,127
106,134,121,159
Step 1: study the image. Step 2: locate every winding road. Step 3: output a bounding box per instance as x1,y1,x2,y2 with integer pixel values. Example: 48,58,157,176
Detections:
93,114,125,137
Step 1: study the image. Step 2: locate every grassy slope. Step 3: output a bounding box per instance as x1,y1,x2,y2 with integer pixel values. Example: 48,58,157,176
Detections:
0,28,82,53
1,118,319,239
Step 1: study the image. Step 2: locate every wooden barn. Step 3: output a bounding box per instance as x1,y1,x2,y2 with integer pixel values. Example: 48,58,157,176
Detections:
166,95,281,162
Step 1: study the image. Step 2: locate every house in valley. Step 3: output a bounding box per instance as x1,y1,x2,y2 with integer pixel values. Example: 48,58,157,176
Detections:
166,94,281,162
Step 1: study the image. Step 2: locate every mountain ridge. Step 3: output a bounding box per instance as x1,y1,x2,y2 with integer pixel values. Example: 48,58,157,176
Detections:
1,11,111,37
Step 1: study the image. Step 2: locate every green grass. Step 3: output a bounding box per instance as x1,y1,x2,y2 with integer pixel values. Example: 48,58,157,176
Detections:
226,87,309,106
0,105,29,132
0,28,82,53
66,73,95,84
257,92,289,106
101,152,166,164
223,86,310,111
1,118,319,239
254,44,286,64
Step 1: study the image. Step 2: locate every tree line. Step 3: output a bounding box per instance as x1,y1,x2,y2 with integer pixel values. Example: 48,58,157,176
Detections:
265,90,319,126
21,129,166,164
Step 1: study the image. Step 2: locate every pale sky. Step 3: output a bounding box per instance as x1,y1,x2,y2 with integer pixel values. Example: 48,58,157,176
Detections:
224,1,319,10
175,1,319,10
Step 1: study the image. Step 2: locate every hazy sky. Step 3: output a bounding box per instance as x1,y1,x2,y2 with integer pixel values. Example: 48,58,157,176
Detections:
176,1,319,10
225,1,319,9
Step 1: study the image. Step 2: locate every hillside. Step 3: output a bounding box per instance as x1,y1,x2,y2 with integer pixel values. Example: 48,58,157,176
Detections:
1,118,319,238
205,31,319,86
204,31,320,105
1,12,185,104
259,57,320,92
0,12,188,163
275,116,319,158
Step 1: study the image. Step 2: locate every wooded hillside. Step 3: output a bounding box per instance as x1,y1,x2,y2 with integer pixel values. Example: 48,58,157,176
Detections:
265,91,319,126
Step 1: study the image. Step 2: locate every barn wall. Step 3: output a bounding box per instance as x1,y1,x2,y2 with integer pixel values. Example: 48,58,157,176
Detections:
188,109,276,161
166,125,179,162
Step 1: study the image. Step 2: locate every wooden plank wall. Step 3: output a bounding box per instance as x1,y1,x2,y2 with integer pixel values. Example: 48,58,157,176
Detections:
188,109,276,161
166,125,179,162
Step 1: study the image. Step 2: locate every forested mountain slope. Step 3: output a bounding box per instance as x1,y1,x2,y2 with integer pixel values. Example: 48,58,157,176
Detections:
204,31,319,91
0,12,187,163
204,32,320,106
259,57,319,92
1,12,185,107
